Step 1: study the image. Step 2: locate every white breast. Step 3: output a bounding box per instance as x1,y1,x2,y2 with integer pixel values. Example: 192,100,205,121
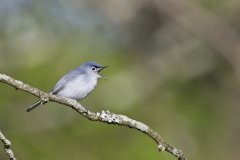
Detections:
57,75,98,100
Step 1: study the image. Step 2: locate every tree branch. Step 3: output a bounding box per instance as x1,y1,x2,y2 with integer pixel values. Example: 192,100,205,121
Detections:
0,73,186,160
0,131,17,160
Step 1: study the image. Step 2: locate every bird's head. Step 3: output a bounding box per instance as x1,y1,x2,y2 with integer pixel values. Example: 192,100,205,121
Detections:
83,61,108,79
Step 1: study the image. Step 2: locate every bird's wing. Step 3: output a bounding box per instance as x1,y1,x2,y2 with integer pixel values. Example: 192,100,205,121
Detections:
50,69,84,94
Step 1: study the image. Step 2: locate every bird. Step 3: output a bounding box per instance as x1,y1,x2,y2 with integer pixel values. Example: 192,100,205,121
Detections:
26,61,108,112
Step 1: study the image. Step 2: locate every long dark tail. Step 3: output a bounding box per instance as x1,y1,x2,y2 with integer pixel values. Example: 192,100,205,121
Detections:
26,100,44,112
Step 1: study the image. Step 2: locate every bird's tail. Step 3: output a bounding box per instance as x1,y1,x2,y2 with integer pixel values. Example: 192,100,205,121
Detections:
26,100,45,112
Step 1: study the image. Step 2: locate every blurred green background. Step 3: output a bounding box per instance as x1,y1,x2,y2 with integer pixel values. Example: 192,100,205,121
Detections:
1,0,240,160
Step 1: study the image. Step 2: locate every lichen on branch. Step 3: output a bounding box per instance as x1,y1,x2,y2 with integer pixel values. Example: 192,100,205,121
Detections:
0,131,17,160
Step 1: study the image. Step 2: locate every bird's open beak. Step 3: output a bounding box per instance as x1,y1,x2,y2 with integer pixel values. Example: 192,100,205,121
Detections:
101,66,108,70
98,66,108,79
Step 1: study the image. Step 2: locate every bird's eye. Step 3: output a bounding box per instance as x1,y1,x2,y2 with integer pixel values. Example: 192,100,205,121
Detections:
91,66,96,71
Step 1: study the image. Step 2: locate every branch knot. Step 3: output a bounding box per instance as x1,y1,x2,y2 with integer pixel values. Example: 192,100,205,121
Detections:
158,144,165,152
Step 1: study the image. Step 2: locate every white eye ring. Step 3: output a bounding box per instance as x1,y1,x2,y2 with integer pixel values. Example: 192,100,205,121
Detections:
91,66,96,71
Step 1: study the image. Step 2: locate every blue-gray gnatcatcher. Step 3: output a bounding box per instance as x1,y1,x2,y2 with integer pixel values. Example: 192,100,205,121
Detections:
26,61,108,112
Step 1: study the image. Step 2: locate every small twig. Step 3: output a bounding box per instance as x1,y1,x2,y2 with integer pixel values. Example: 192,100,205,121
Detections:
0,73,186,160
0,131,17,160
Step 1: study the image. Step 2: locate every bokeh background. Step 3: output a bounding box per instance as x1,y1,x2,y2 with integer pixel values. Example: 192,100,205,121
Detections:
1,0,240,160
